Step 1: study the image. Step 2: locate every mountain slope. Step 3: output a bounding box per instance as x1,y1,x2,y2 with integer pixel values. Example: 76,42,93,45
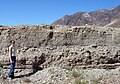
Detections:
52,5,120,27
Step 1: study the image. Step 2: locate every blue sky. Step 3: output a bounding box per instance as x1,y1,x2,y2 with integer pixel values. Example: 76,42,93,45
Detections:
0,0,120,26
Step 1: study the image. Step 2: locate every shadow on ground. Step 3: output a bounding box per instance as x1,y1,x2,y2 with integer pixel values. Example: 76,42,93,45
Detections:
14,54,46,79
14,67,43,78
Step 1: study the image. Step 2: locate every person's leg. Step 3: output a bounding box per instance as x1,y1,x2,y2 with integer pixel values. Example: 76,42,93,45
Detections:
8,63,14,78
11,63,15,79
8,56,16,78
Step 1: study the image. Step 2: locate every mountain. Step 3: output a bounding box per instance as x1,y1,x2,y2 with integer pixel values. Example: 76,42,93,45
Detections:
52,5,120,27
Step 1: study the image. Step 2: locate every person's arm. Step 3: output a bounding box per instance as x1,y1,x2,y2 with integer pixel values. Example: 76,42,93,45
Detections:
9,46,13,64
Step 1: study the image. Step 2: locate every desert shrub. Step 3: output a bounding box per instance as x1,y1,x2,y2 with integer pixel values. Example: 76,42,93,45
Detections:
80,81,88,84
63,66,73,71
92,77,102,84
71,69,80,78
74,77,81,84
74,77,88,84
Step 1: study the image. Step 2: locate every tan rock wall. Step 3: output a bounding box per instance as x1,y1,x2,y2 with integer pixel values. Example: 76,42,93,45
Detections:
0,25,120,69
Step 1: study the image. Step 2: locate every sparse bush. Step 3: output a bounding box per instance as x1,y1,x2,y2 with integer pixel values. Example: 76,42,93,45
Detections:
63,66,73,71
80,81,88,84
106,67,111,71
93,80,99,84
74,77,81,84
92,77,102,84
74,77,88,84
0,67,7,80
71,69,80,78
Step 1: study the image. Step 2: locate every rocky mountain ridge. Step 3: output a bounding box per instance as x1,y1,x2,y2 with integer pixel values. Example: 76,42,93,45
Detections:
53,5,120,28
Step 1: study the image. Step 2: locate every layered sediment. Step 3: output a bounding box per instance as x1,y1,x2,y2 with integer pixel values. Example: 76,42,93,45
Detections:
0,25,120,69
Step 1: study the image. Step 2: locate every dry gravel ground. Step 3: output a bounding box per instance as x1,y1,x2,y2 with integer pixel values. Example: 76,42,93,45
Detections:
0,67,120,84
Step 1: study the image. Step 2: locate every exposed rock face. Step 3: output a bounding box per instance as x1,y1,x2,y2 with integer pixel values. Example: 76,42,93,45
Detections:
52,5,120,28
0,25,120,69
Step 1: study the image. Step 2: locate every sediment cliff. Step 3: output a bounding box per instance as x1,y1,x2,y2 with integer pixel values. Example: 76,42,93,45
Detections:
0,25,120,69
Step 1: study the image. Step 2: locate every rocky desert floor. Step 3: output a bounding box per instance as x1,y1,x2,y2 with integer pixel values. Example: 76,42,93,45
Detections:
0,66,120,84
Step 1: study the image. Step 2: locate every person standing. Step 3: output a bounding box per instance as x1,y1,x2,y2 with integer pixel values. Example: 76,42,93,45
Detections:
8,40,16,79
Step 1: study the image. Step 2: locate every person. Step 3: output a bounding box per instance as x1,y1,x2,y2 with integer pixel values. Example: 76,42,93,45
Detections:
8,40,16,79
